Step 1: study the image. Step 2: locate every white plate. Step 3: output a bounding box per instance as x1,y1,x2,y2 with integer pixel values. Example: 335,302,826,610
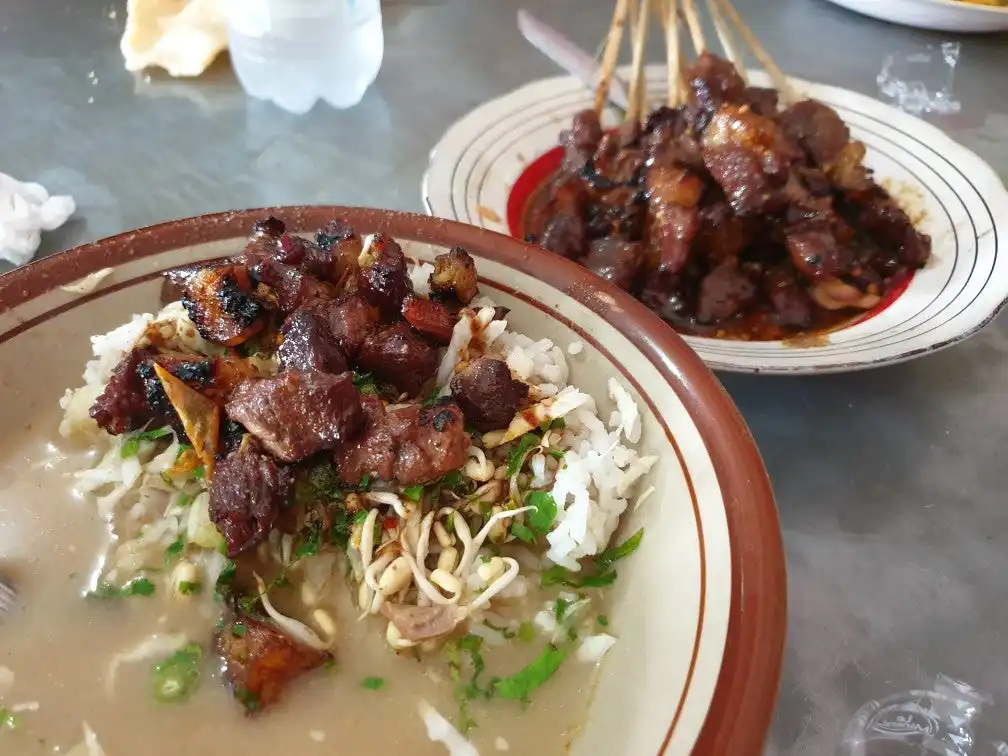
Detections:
423,66,1008,375
821,0,1008,33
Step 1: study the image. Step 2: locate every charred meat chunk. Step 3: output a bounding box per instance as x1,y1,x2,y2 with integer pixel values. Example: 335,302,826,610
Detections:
647,163,705,275
581,239,645,291
687,52,747,113
429,247,479,305
696,260,757,323
253,259,336,315
701,105,796,217
335,398,469,486
277,308,348,375
356,323,439,398
333,394,395,483
388,399,469,485
226,371,364,462
785,222,855,282
357,234,413,318
210,443,292,557
779,99,851,167
763,266,813,328
401,294,456,345
89,347,157,435
539,214,587,260
316,294,379,360
559,108,604,174
217,614,332,715
450,358,529,432
180,264,265,347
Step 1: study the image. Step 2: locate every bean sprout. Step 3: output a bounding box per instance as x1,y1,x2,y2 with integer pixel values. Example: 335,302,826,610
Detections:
397,537,462,606
366,491,410,519
457,506,535,577
468,557,520,610
359,509,381,575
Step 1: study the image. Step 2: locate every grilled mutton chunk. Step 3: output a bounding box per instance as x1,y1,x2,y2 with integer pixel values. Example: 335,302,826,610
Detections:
696,259,757,323
646,163,705,276
356,323,439,398
226,371,364,463
277,307,348,375
580,239,646,292
401,295,456,345
450,358,529,432
217,614,332,715
89,347,157,435
315,294,379,361
210,442,292,557
252,259,337,315
175,264,266,347
335,397,469,486
429,246,479,305
357,234,413,319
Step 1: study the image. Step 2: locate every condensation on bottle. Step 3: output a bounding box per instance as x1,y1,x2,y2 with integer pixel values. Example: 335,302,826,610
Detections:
223,0,384,114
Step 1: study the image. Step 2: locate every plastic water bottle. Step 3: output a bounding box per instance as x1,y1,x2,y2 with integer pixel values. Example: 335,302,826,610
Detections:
223,0,384,114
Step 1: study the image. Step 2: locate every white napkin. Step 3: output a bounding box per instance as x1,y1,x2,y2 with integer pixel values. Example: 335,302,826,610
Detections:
0,172,76,266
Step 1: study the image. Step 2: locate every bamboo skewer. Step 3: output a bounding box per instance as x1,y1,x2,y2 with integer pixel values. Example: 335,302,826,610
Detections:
627,0,652,122
664,0,683,107
595,0,632,116
712,0,795,102
706,0,746,84
681,0,706,55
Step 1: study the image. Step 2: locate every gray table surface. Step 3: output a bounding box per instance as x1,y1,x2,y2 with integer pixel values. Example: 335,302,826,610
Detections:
3,0,1007,752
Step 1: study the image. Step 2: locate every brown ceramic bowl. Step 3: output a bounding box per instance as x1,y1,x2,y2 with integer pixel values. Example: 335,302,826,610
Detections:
0,208,784,754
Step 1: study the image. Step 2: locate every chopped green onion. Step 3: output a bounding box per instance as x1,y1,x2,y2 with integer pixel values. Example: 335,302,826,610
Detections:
235,687,260,712
360,676,386,691
215,560,237,600
174,491,195,508
121,427,173,458
231,622,248,637
525,491,557,535
548,449,565,461
540,565,616,589
491,644,569,703
554,598,571,622
597,614,609,628
293,522,322,561
484,621,516,639
0,707,20,729
151,642,203,703
122,577,156,596
509,522,536,543
402,484,425,502
236,595,259,614
517,622,536,643
578,571,617,588
164,538,184,564
329,507,353,548
178,581,201,596
352,372,379,394
192,466,205,480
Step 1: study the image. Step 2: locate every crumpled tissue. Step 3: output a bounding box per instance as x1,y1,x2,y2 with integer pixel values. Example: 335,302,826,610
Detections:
121,0,228,78
0,173,76,266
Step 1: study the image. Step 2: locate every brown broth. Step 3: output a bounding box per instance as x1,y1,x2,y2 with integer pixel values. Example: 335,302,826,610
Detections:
0,405,599,755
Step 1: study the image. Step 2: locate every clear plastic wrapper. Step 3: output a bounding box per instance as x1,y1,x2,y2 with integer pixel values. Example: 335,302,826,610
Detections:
838,674,1006,756
877,42,961,116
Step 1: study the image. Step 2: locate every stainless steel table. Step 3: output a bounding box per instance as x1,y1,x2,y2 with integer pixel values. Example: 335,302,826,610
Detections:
3,0,1007,751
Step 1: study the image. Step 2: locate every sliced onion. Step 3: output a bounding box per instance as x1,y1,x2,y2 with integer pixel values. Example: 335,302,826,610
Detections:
577,633,617,663
60,268,113,295
65,722,107,756
153,363,220,477
418,700,479,756
253,573,329,651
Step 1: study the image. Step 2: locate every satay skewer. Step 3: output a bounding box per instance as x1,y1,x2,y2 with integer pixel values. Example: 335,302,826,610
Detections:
681,0,706,55
595,0,632,116
626,0,652,122
664,0,684,106
712,0,796,102
706,0,747,84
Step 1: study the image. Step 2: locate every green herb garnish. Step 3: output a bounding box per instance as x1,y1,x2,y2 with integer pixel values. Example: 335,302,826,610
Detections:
352,372,379,394
192,466,205,480
231,622,248,637
121,427,173,458
293,522,322,561
549,449,565,461
597,614,609,627
517,621,536,643
554,598,571,622
178,581,201,596
361,676,386,691
525,491,557,535
509,522,536,543
235,687,260,712
491,644,569,703
402,484,425,502
446,635,488,732
484,621,517,639
0,707,20,729
329,507,353,548
164,538,185,564
506,433,542,477
151,642,203,703
215,559,237,600
87,576,156,599
595,528,644,571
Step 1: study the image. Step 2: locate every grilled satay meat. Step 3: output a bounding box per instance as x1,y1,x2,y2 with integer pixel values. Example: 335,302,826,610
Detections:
217,614,332,715
356,323,439,397
179,264,266,347
226,371,364,462
429,247,478,305
357,234,413,319
90,347,159,435
696,258,757,323
559,108,604,174
581,239,646,291
333,394,395,482
252,258,337,315
686,51,747,117
277,307,349,375
450,357,529,432
315,294,380,360
210,441,292,557
646,163,705,275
